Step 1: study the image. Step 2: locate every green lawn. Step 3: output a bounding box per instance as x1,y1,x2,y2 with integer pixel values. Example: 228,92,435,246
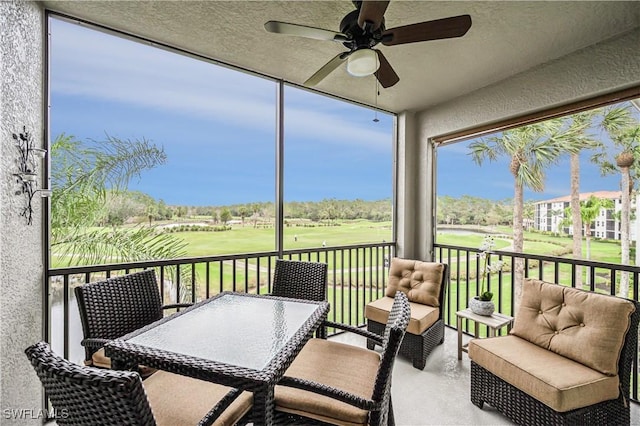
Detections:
52,220,633,315
158,222,634,333
154,219,392,256
53,220,630,267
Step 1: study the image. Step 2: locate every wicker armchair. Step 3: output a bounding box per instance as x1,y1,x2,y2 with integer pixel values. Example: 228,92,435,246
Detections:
25,341,252,426
273,292,410,426
74,269,190,374
365,258,448,370
470,282,640,425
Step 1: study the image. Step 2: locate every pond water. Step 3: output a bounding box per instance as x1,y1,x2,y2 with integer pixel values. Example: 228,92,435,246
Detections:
49,294,85,365
437,226,493,235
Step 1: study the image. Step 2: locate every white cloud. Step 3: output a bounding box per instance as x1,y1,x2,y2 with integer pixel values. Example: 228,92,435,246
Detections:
51,18,392,151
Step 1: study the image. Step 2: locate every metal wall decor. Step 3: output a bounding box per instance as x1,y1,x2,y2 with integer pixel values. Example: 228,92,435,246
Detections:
11,126,50,225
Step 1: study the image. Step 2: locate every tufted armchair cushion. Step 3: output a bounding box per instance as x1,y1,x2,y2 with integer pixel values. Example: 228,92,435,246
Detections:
510,278,636,376
385,258,444,307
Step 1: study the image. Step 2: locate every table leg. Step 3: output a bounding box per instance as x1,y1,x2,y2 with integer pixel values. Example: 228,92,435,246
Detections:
489,327,496,338
457,315,463,360
252,384,275,425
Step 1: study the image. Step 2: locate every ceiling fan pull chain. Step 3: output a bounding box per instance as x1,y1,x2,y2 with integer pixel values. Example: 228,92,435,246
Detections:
373,76,380,123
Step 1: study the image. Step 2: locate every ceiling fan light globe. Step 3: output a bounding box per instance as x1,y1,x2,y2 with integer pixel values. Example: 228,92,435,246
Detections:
346,49,379,77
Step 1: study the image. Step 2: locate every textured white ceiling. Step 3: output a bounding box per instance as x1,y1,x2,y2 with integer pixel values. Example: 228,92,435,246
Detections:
42,1,640,113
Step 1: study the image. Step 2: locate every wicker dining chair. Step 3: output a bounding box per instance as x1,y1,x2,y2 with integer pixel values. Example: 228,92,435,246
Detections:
74,269,190,375
273,291,410,426
25,341,252,426
272,259,328,302
271,259,329,338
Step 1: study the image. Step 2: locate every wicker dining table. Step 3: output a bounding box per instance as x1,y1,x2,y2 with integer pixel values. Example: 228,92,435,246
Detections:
105,291,329,425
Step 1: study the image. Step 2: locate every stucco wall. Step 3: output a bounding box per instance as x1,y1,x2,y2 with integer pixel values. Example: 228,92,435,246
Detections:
395,111,417,258
398,27,640,260
0,1,45,424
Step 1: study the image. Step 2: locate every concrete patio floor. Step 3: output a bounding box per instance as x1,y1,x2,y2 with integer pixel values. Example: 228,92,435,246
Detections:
331,326,640,426
45,326,639,426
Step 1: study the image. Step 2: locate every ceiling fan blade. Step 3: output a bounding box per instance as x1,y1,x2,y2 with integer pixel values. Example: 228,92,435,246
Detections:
264,21,347,42
304,53,349,87
382,15,472,46
357,1,390,31
374,50,399,88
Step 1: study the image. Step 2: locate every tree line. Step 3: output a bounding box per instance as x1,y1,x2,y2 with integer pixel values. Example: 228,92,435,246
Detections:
103,191,524,229
99,195,393,227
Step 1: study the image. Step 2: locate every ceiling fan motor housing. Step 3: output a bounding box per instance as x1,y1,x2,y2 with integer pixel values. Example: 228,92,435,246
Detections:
340,9,384,51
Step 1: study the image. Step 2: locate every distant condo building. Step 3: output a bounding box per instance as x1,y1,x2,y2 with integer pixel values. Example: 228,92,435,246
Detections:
534,191,638,242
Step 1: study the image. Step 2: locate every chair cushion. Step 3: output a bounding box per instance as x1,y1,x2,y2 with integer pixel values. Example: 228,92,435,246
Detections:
365,296,439,335
88,347,111,369
385,258,444,306
511,278,635,375
144,370,253,426
469,335,620,413
275,338,381,426
89,347,156,377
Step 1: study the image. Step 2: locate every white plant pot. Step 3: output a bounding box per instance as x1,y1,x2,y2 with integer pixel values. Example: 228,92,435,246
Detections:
469,296,495,316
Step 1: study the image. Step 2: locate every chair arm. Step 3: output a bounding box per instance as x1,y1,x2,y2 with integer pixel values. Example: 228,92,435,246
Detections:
278,376,379,411
81,338,110,348
322,321,383,345
162,303,193,311
198,388,244,426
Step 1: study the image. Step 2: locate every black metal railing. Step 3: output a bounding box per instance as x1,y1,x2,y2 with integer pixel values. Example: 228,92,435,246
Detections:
46,242,396,365
434,242,640,403
46,241,639,403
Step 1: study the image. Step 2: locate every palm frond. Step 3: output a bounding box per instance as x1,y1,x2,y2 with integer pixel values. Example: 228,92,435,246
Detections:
600,106,635,136
52,226,187,267
52,134,166,194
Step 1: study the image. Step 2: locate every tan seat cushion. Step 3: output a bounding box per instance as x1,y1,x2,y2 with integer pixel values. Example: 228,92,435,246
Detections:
144,370,253,426
275,338,381,426
88,347,156,377
511,278,636,375
469,335,619,413
365,296,439,335
385,258,444,306
88,347,111,369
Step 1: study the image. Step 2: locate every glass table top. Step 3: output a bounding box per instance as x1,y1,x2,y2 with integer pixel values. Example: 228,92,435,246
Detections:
128,293,320,370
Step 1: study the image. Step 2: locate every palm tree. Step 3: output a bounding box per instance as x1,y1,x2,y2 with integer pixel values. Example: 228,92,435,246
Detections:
563,111,599,287
563,196,615,286
51,133,187,267
592,106,640,297
550,208,565,235
469,119,581,308
581,196,615,262
238,206,249,225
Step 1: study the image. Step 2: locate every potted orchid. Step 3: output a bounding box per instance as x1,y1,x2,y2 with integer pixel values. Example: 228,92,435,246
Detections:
469,235,504,316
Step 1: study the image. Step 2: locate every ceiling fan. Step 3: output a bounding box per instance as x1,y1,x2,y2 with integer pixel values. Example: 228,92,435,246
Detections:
264,0,472,89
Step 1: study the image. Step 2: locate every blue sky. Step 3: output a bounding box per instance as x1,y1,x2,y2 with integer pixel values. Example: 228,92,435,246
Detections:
50,18,636,206
50,18,394,206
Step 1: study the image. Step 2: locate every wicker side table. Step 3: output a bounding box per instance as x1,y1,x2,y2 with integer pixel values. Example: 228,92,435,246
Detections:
456,308,513,360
